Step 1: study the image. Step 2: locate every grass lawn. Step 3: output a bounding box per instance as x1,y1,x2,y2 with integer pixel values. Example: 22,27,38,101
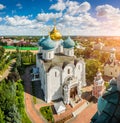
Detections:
3,46,38,50
40,106,54,123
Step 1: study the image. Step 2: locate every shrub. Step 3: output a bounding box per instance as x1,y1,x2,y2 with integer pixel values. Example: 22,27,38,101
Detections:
40,106,54,123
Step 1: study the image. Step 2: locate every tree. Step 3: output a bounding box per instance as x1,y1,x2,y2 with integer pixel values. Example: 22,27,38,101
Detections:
86,59,102,84
100,52,109,63
0,46,5,59
83,47,92,58
8,72,20,82
74,48,84,58
0,108,5,123
5,104,21,123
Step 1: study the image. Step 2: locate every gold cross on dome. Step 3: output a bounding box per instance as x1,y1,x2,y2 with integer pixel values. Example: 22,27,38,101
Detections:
53,18,56,26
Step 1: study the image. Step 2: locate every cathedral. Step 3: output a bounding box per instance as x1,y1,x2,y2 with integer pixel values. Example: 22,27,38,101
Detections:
36,26,86,104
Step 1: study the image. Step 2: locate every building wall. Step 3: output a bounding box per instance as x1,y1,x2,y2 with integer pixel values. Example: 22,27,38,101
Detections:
46,67,62,102
42,50,54,60
104,64,120,77
64,48,74,56
45,61,86,102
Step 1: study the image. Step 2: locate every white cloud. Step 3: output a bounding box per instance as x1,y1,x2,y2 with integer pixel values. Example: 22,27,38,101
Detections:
79,2,91,13
0,1,120,36
16,3,22,9
49,0,66,11
0,4,5,10
96,4,120,18
36,12,62,22
0,17,2,22
5,16,34,26
59,12,99,28
96,4,120,35
65,1,79,15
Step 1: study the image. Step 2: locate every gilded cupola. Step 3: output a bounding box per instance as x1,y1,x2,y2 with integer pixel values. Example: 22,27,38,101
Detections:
49,26,62,41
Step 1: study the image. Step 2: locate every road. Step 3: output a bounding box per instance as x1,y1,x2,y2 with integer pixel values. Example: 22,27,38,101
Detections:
22,66,45,123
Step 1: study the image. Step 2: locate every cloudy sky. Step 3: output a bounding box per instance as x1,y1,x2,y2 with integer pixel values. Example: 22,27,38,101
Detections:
0,0,120,36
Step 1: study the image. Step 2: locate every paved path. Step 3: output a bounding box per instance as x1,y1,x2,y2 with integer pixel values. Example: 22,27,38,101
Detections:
22,66,45,123
67,103,97,123
32,80,45,104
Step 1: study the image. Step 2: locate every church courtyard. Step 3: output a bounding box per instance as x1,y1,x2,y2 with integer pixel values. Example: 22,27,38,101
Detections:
23,66,97,123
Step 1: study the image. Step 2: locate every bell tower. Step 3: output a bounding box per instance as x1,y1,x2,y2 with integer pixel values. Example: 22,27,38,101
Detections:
110,48,116,62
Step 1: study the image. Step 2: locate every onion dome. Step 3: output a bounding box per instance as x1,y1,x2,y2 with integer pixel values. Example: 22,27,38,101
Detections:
98,96,107,114
42,36,56,50
50,26,62,41
63,36,75,48
38,36,45,46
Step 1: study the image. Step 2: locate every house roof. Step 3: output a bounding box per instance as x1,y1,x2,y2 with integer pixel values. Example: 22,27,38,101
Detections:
37,53,84,72
54,101,66,114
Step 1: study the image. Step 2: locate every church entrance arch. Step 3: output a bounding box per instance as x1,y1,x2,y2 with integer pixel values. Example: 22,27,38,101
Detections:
63,76,81,104
70,86,77,99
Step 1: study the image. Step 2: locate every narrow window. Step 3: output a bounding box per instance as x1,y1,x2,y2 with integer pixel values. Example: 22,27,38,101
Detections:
55,72,57,77
68,69,70,74
49,53,51,58
111,72,112,75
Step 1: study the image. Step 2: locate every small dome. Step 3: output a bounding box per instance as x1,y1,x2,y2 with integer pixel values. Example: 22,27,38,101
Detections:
63,36,75,48
98,96,107,114
42,36,56,50
96,71,102,76
38,36,45,46
50,26,62,41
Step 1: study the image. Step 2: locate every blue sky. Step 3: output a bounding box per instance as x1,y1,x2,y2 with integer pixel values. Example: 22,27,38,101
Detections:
0,0,120,36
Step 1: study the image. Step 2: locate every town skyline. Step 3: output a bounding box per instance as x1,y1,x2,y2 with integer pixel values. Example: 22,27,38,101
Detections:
0,0,120,36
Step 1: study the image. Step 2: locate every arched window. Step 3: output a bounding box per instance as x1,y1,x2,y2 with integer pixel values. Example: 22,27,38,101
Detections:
78,65,80,70
49,53,51,58
68,69,70,74
55,72,57,77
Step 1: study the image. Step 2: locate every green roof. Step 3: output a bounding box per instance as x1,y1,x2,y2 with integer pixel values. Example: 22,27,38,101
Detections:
91,83,120,123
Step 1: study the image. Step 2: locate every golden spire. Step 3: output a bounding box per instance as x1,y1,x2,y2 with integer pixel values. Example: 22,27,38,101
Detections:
49,18,62,41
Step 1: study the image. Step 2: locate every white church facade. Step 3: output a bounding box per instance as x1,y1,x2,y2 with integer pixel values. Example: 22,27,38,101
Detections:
104,48,120,78
35,26,86,104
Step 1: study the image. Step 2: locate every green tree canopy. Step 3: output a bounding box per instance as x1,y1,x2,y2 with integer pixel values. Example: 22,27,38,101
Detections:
86,59,102,84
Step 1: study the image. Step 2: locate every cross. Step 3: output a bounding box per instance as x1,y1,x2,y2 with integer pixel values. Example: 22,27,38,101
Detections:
53,18,56,26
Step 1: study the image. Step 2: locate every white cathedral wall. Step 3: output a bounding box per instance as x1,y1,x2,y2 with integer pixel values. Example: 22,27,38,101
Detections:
75,62,82,80
62,64,75,84
42,50,54,60
37,54,86,103
46,67,62,102
39,46,42,53
36,59,46,97
63,48,74,56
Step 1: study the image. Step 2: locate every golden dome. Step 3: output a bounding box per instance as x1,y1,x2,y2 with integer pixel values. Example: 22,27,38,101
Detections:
49,26,62,41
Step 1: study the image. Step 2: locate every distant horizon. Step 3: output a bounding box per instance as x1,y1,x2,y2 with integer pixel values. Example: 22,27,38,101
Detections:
0,0,120,36
1,35,120,37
